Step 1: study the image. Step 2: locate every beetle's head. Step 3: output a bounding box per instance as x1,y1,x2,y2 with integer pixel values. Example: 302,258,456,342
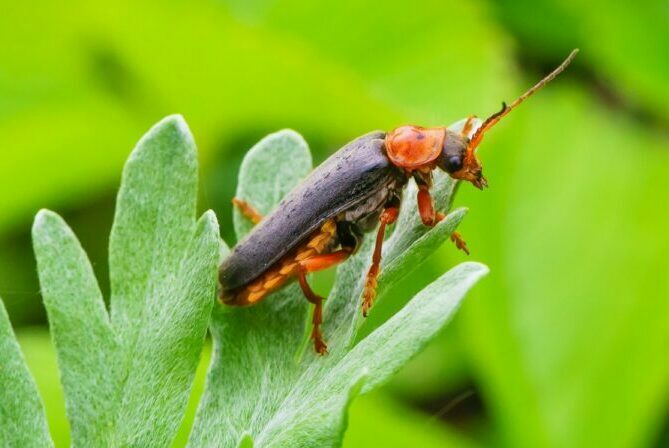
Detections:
437,125,487,190
438,49,579,190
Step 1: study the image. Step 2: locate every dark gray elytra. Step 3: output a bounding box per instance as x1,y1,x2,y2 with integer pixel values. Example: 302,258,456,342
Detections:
219,131,408,293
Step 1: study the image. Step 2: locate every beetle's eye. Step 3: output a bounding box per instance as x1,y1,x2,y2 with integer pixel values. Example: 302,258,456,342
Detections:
446,155,463,173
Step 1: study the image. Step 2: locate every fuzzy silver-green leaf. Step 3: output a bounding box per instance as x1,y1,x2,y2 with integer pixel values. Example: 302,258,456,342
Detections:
190,125,488,447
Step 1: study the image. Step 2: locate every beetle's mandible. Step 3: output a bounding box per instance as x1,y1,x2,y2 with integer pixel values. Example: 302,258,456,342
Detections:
219,50,579,355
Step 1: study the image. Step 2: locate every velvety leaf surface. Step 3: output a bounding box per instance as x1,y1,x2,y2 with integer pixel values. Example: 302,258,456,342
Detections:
32,116,221,447
189,126,487,447
0,299,53,447
33,210,119,446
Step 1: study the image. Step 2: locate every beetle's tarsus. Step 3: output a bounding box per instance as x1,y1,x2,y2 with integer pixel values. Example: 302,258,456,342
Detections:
362,267,378,317
450,231,470,255
232,197,263,224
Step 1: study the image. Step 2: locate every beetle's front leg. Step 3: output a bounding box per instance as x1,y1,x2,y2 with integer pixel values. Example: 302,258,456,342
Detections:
232,197,263,224
414,173,470,255
450,231,469,255
362,197,401,317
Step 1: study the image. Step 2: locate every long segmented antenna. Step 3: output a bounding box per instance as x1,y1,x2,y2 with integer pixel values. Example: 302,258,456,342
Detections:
467,49,579,154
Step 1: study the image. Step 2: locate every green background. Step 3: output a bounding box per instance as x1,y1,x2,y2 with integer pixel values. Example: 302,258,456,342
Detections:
1,0,667,446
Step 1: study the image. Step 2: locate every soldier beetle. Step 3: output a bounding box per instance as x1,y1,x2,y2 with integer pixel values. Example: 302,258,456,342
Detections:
220,50,578,354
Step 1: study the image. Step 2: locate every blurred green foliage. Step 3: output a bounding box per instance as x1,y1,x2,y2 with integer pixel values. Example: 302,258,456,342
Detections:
2,0,668,446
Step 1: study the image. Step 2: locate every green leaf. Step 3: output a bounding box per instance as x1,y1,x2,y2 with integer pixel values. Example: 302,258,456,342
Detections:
377,208,466,301
188,130,312,448
32,115,220,447
0,298,53,447
32,210,119,446
113,211,220,446
109,115,198,343
108,116,219,447
189,127,487,447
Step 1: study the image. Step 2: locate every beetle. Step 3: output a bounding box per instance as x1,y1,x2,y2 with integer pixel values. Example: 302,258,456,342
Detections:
219,50,578,355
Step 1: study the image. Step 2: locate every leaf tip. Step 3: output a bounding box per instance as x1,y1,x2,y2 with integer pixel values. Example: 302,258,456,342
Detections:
198,209,220,232
137,114,196,155
159,113,191,137
273,128,308,145
246,128,310,161
458,261,490,279
32,209,64,235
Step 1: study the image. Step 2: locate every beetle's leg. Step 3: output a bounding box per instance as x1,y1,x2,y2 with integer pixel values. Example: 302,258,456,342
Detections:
450,231,470,255
298,249,352,355
362,198,401,317
232,197,263,224
414,171,439,227
414,174,470,255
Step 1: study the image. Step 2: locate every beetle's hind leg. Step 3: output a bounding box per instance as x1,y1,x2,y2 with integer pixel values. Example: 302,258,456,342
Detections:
298,249,352,355
232,197,263,224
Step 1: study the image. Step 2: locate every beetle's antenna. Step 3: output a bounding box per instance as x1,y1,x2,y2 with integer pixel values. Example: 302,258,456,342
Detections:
467,49,579,154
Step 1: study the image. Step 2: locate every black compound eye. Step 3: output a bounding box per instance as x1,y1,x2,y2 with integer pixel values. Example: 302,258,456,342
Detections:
446,155,463,173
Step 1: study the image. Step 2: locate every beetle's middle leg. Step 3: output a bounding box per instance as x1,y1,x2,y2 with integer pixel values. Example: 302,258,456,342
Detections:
414,173,470,255
232,197,263,224
362,197,401,317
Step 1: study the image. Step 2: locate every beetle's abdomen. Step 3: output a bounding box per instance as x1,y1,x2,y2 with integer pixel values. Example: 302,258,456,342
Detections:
221,219,338,306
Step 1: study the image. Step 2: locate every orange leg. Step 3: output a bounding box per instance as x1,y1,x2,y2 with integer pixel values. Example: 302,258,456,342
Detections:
417,187,470,255
450,231,470,255
417,185,438,226
362,207,400,317
298,249,352,355
232,197,263,224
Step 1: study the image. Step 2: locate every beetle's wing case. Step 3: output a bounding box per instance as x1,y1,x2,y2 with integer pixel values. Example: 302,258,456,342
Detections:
219,131,401,292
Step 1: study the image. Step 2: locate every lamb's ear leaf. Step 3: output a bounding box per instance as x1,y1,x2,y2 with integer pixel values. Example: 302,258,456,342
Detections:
189,129,312,448
338,262,488,393
113,211,220,446
104,115,219,446
255,372,368,448
377,208,467,300
0,298,53,447
32,210,118,446
190,127,486,448
109,115,198,347
247,263,487,446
